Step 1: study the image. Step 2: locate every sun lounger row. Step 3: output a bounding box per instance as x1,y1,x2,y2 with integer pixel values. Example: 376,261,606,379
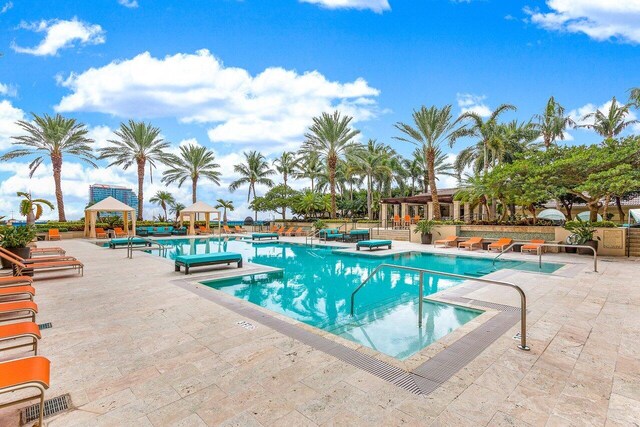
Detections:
434,236,546,252
222,225,248,234
0,247,83,277
0,275,51,426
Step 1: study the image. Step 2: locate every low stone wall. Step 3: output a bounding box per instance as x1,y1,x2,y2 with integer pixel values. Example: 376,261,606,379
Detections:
459,225,556,241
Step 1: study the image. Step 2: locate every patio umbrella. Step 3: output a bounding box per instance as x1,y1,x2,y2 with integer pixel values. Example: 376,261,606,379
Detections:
576,211,602,222
538,209,566,222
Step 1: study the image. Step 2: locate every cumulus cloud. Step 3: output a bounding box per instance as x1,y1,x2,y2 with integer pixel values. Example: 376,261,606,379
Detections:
11,17,106,56
299,0,390,13
55,49,380,150
1,2,12,14
0,99,25,151
524,0,640,44
456,93,491,117
118,0,138,8
0,83,17,97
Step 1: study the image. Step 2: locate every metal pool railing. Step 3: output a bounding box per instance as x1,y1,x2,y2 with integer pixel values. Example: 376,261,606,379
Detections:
349,263,530,351
126,236,167,259
492,243,598,272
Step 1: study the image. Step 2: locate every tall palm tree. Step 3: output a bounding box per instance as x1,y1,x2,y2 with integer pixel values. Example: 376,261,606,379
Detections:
294,153,323,191
162,144,221,203
17,192,54,225
302,111,360,218
493,121,539,164
353,140,393,218
149,191,175,221
99,120,171,220
412,147,456,193
1,113,96,222
458,103,516,176
579,97,639,139
628,87,640,108
394,105,466,220
215,199,234,225
533,96,575,149
402,155,424,195
229,151,275,220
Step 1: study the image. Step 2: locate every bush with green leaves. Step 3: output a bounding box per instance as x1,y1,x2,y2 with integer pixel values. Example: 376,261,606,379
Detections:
0,225,37,248
564,221,598,244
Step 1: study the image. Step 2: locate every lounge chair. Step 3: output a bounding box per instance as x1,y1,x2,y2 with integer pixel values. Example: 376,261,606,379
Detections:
488,238,513,252
108,237,150,248
48,229,61,241
0,301,38,323
95,227,108,239
0,285,36,302
404,215,411,227
30,247,66,256
348,229,370,242
270,225,279,233
458,237,483,251
434,236,458,248
195,225,210,235
0,251,83,277
0,322,41,355
0,356,50,427
393,215,401,228
356,240,392,251
234,226,246,233
284,227,297,236
113,227,127,238
0,276,33,288
252,233,279,241
174,252,243,274
277,227,288,235
223,225,236,234
292,227,305,236
522,239,545,254
0,247,76,264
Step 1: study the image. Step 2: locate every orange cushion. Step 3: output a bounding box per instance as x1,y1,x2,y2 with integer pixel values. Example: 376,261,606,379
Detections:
0,285,36,297
0,322,41,340
0,301,38,314
0,356,50,389
0,276,33,285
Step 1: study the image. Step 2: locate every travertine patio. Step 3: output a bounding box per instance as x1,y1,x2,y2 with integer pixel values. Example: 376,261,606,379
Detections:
1,237,639,426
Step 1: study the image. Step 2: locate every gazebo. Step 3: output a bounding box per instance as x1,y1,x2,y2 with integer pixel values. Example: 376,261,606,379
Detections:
84,196,136,238
179,201,221,235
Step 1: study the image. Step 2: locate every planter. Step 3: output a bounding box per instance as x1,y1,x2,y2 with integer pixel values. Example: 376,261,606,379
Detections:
1,247,31,269
420,234,432,244
578,240,598,255
565,246,577,254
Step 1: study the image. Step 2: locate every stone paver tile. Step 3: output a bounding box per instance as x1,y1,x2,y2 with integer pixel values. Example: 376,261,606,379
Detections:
216,411,264,427
605,393,640,427
474,362,525,397
271,410,317,427
78,388,137,415
502,385,554,427
489,410,533,426
446,384,504,424
550,393,609,427
430,409,476,426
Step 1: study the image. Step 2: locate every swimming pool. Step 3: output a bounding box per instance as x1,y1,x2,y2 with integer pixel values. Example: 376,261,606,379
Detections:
152,238,561,359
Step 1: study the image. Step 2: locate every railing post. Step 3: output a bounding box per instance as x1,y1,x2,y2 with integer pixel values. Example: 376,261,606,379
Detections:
518,288,529,351
418,272,424,328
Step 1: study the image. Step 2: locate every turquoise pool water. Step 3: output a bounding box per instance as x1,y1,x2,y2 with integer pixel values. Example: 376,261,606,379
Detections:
152,238,561,359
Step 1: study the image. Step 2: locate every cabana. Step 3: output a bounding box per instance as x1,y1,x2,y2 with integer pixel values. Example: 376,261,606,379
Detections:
84,197,136,238
179,201,221,236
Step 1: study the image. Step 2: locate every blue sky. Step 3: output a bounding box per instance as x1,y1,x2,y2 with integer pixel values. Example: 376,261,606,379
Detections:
1,0,639,220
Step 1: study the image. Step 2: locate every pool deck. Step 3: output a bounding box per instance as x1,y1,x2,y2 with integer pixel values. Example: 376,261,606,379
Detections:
1,236,639,426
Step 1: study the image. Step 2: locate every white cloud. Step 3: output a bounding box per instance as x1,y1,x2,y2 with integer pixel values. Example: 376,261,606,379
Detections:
569,99,640,134
11,18,106,56
0,99,25,151
55,49,380,151
118,0,138,8
456,93,491,117
299,0,390,13
1,2,12,14
524,0,640,44
0,83,17,97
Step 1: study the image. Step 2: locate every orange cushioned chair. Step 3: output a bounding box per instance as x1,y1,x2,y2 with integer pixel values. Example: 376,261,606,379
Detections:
47,229,61,241
0,250,83,277
522,239,545,254
434,236,458,248
0,322,41,355
458,237,483,251
113,227,127,237
95,227,108,239
0,276,33,288
0,301,38,324
0,356,50,427
0,285,36,302
30,247,66,256
488,238,513,252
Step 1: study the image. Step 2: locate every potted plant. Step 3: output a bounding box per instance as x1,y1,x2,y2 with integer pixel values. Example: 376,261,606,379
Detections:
0,225,36,269
564,220,598,255
414,220,436,244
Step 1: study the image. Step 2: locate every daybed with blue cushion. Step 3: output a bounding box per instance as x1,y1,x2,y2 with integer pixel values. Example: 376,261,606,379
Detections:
356,240,392,251
174,252,243,274
348,229,370,242
108,237,151,248
319,228,343,241
252,233,279,241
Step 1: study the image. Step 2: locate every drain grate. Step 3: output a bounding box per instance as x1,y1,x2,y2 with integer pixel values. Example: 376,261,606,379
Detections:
235,320,256,330
38,322,52,330
21,394,71,424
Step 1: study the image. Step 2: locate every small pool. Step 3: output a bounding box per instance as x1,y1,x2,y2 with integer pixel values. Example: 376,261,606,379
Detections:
149,238,561,359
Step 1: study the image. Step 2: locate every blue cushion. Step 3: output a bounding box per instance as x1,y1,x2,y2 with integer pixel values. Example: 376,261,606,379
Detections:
357,240,392,247
175,252,242,266
252,233,279,238
349,229,369,235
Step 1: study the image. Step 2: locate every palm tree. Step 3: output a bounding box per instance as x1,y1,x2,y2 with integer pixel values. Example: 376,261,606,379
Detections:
394,105,466,220
628,87,640,108
229,151,275,220
162,144,221,203
17,192,54,225
533,97,575,149
294,153,324,191
1,114,96,222
170,202,185,222
273,151,297,216
99,120,171,220
215,199,234,225
353,140,393,219
579,97,639,139
302,111,360,218
149,191,175,221
412,146,456,193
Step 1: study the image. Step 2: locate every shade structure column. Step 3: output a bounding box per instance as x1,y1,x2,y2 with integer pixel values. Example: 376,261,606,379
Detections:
380,203,388,227
189,214,196,235
90,211,96,238
205,213,210,232
453,201,461,221
427,202,434,220
123,212,129,236
464,203,471,222
131,214,136,236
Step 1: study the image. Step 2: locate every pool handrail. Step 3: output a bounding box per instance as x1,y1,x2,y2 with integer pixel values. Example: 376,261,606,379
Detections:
126,236,167,259
492,242,597,272
350,263,530,351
